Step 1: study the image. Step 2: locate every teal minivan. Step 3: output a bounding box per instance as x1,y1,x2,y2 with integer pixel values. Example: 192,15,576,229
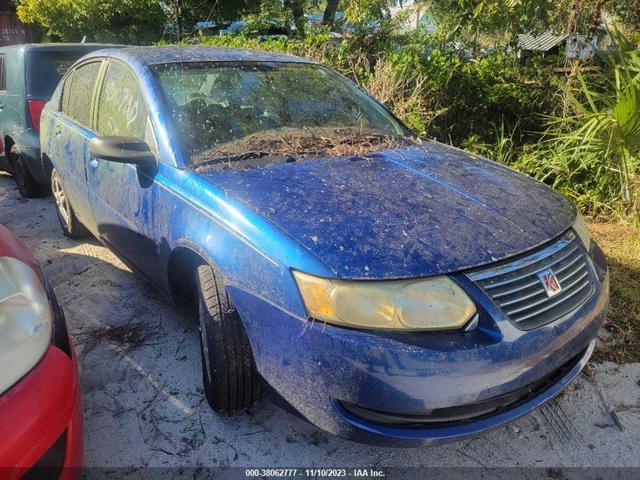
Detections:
0,43,121,197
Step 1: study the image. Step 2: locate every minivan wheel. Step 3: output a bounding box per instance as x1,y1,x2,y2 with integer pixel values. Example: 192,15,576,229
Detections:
196,264,262,413
11,146,41,198
51,168,88,239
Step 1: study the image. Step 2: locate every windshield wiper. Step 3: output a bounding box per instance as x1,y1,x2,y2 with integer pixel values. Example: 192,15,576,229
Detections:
192,151,273,168
192,151,299,170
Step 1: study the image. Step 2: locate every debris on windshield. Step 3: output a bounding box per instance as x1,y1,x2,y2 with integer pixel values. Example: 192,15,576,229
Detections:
192,127,421,171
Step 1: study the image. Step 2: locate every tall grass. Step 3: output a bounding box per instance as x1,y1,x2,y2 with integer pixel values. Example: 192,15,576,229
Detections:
462,121,519,164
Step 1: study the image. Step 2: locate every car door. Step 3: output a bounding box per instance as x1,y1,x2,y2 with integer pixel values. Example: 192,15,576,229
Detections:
87,59,161,282
51,61,103,229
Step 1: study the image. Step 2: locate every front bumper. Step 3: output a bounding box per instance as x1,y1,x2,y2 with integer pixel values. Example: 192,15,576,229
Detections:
0,293,82,478
230,241,609,446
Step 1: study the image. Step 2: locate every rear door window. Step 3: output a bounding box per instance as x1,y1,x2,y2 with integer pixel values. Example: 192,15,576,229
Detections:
62,62,102,128
96,61,148,140
26,51,84,96
60,71,74,114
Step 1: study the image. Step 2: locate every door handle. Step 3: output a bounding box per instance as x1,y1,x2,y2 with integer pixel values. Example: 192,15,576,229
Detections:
88,158,99,168
54,126,62,138
0,103,4,112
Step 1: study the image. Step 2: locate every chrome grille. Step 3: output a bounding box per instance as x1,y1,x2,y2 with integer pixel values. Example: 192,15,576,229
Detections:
468,230,594,329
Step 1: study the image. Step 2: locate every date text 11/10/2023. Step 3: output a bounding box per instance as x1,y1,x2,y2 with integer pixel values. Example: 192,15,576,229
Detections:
244,468,386,477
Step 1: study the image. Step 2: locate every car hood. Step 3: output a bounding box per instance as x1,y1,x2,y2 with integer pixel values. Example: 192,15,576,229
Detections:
198,144,575,279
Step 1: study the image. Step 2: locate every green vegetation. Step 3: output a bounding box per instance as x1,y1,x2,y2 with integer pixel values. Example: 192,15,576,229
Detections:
16,0,167,44
515,36,640,220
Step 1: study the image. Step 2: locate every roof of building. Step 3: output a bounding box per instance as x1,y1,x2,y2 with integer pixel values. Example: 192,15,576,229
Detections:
517,32,569,51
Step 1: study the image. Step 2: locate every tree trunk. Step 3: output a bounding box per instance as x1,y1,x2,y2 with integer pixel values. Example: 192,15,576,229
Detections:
323,0,339,27
173,0,182,42
589,0,610,34
285,0,305,37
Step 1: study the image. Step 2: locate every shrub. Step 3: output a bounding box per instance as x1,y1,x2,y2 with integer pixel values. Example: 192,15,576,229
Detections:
514,33,640,220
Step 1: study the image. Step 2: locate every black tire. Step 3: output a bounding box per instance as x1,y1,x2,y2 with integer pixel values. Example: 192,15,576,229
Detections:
50,168,89,239
196,264,262,413
11,146,42,198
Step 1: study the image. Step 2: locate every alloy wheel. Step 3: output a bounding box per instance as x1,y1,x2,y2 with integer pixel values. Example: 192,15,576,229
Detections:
51,171,69,226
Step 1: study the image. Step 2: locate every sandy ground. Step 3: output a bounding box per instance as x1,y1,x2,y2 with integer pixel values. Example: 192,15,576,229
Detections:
1,171,639,472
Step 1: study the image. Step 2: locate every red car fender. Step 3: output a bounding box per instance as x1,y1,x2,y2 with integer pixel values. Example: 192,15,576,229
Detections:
0,346,83,479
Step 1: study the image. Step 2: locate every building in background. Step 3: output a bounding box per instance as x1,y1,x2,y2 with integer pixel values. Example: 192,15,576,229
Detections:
517,31,608,64
0,11,36,46
389,0,437,32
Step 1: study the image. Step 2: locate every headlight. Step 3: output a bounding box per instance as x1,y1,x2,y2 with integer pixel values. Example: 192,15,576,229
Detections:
0,257,52,394
293,271,476,331
572,213,591,249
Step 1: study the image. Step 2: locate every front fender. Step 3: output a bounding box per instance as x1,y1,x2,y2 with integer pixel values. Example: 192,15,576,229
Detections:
156,165,332,317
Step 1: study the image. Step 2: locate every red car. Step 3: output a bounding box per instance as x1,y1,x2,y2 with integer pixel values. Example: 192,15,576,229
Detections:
0,225,82,480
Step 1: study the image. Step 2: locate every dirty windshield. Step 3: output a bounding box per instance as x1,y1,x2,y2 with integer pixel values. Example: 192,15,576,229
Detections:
152,61,410,168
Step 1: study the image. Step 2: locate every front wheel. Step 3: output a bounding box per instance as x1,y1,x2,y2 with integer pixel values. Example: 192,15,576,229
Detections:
196,264,262,413
51,168,88,239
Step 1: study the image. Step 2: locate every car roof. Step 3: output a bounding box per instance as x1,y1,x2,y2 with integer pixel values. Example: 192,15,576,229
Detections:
82,45,312,66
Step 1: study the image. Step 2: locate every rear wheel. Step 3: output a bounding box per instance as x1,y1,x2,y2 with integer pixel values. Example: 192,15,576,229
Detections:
11,146,42,198
51,168,88,239
196,264,262,413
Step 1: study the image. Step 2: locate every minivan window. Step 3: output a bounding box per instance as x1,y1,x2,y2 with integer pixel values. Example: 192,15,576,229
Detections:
63,62,101,128
96,61,148,139
26,51,82,96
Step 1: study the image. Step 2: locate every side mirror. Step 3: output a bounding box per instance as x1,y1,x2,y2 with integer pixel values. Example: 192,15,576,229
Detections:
89,136,156,166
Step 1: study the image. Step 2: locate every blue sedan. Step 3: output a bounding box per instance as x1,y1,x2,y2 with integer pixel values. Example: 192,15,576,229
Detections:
40,46,609,446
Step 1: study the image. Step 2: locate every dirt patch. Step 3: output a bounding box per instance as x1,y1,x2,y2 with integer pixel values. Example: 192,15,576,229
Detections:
75,321,164,361
589,222,640,363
